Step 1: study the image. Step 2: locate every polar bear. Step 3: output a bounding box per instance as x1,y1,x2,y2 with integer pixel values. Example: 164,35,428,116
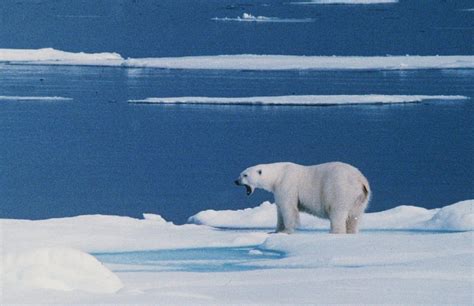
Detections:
235,162,371,234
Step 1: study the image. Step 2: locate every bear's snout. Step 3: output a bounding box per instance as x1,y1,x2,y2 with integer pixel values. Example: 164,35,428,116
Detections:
234,179,241,186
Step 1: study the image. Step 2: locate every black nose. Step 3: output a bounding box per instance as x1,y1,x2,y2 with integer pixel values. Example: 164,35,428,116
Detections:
234,179,241,186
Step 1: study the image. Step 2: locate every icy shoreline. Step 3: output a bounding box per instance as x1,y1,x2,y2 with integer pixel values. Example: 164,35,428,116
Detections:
1,48,474,70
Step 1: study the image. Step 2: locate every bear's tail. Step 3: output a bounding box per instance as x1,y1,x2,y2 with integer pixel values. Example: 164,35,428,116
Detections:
356,177,371,211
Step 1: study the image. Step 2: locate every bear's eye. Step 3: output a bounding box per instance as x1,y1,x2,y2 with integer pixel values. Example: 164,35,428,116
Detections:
258,170,262,175
243,174,248,177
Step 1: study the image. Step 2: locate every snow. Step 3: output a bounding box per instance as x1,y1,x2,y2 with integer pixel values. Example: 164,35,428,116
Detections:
0,95,72,102
292,0,398,4
0,48,123,66
2,200,473,304
212,13,315,23
424,200,474,231
1,48,474,70
3,247,123,293
128,95,469,106
189,200,474,231
124,54,474,71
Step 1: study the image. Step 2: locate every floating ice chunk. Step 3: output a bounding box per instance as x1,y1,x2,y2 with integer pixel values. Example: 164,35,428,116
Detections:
2,48,474,70
248,249,264,256
0,48,123,66
124,54,474,70
212,13,315,23
3,247,123,293
0,95,72,101
128,95,469,106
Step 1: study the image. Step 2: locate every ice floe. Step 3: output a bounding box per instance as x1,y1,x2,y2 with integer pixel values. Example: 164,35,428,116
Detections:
1,48,474,70
0,48,122,66
128,95,468,106
0,95,72,101
212,13,315,23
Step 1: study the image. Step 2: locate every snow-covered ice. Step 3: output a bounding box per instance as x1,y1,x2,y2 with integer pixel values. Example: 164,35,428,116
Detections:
0,48,122,66
1,200,473,304
128,95,469,106
0,95,72,102
212,13,315,23
1,48,474,70
189,200,474,231
3,247,123,293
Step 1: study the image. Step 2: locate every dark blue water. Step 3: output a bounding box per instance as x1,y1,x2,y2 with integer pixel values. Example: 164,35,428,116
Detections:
0,65,472,222
0,1,473,223
93,247,283,272
0,0,472,57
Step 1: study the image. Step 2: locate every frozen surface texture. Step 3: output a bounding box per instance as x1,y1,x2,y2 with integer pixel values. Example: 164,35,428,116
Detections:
2,201,472,304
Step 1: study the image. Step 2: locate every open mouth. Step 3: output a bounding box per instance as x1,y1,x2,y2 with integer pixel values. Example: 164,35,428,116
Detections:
245,184,253,196
235,179,253,196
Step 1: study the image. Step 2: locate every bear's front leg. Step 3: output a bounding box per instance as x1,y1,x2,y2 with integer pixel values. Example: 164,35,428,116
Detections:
275,192,300,234
275,208,285,233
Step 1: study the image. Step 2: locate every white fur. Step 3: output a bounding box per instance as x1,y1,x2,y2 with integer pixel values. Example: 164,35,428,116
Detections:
237,162,371,234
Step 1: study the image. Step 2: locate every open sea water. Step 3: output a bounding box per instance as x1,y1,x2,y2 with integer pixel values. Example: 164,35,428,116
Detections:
0,0,472,223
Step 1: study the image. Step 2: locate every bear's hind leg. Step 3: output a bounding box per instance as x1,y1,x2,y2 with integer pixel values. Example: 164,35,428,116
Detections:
329,211,347,234
346,216,359,234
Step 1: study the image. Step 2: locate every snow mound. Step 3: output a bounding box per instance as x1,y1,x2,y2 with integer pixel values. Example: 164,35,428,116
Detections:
2,48,474,71
212,13,315,23
424,200,474,231
189,201,277,228
189,200,474,231
3,247,123,293
142,213,170,224
128,95,468,106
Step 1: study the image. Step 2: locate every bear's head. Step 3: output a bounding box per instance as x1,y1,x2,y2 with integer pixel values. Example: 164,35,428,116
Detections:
234,164,277,196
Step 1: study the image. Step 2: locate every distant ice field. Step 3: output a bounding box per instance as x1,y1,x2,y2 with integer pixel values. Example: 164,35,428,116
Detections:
1,0,471,57
0,95,72,101
1,48,474,70
212,13,315,23
129,95,468,106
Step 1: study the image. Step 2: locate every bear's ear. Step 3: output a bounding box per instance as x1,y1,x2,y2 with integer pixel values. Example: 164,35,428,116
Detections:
258,169,262,175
